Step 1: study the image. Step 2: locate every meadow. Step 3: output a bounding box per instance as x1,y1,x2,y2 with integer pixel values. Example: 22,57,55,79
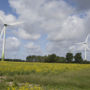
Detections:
0,62,90,90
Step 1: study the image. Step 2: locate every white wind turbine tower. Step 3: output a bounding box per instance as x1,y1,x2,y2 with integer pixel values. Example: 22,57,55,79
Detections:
0,16,23,61
76,35,90,60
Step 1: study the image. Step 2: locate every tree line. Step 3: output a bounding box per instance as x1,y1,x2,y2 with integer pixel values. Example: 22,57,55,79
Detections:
26,53,90,64
0,58,25,62
0,52,90,63
26,54,66,63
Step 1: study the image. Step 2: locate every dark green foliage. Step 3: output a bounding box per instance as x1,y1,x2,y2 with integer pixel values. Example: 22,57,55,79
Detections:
0,58,25,62
26,55,46,62
46,54,57,62
83,60,90,64
55,56,66,63
26,53,90,63
26,54,66,63
66,53,73,63
74,53,83,63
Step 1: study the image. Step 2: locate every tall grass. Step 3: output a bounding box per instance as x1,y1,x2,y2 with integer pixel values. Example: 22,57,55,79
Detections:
0,62,90,90
0,62,90,76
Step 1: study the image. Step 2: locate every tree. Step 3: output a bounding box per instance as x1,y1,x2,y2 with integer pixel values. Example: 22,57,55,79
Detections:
26,56,32,62
74,53,83,63
47,54,57,62
66,52,73,63
56,56,66,63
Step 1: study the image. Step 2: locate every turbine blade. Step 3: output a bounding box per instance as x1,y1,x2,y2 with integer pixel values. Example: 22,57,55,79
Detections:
0,15,5,23
0,27,5,38
85,45,90,50
8,22,24,26
75,42,85,45
0,30,4,38
85,35,89,43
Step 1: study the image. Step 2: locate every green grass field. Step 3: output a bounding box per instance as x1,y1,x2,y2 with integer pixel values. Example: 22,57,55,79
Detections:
0,62,90,90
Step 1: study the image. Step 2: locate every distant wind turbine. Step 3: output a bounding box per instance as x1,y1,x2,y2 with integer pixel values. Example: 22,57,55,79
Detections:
0,16,23,61
76,35,90,60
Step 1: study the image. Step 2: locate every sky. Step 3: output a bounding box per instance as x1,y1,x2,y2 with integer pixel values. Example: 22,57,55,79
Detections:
0,0,90,60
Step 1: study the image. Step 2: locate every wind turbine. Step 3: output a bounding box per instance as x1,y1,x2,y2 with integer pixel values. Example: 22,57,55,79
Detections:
0,16,23,61
76,35,90,60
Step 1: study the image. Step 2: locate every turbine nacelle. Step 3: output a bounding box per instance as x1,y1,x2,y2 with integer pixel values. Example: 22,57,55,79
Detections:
83,42,87,44
4,24,8,27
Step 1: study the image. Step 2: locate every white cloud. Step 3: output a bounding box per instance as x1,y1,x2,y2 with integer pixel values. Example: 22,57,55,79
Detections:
0,10,16,24
17,29,41,40
6,37,20,50
25,42,43,55
9,0,44,23
47,16,85,41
